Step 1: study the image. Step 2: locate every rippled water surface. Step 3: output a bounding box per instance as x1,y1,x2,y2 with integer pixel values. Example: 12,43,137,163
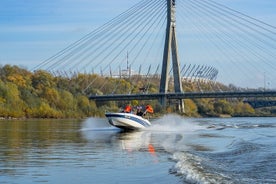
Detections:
0,116,275,183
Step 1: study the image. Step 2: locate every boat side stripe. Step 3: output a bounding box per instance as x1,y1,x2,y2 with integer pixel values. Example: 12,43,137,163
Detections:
105,114,150,127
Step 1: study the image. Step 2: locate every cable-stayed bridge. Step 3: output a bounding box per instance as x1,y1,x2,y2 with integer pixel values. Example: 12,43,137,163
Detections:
34,0,276,111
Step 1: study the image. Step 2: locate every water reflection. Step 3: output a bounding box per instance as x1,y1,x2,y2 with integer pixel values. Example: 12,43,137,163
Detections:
0,119,84,178
81,128,157,158
0,117,205,182
81,117,154,151
0,119,84,148
0,117,209,164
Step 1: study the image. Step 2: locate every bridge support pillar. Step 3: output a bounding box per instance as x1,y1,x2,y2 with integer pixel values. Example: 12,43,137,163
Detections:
178,99,185,113
159,0,184,113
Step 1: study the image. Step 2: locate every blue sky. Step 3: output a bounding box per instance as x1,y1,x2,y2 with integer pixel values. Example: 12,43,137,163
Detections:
0,0,275,70
0,0,139,68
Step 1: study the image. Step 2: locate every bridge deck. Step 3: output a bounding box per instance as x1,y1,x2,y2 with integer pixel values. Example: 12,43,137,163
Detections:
244,100,276,108
89,91,276,101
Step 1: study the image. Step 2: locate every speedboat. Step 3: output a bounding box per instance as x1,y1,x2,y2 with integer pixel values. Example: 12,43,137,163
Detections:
105,112,151,131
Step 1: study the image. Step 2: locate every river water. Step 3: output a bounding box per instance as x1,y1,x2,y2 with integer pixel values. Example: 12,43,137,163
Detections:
0,115,275,184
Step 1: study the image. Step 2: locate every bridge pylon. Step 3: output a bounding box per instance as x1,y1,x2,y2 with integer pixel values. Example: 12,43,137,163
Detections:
159,0,184,113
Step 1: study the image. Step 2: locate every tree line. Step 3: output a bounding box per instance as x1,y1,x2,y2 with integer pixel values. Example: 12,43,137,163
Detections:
0,65,272,119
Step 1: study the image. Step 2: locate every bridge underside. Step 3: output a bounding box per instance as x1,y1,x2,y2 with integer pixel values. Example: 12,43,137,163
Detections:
89,91,276,101
245,100,276,108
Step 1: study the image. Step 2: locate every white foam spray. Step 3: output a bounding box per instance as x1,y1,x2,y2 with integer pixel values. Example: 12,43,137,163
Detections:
145,114,232,183
170,152,232,184
147,114,205,133
81,117,116,131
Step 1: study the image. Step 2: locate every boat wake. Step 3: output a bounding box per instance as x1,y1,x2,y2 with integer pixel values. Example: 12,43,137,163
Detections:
207,123,276,130
169,151,234,184
147,114,205,133
80,117,114,132
80,116,276,184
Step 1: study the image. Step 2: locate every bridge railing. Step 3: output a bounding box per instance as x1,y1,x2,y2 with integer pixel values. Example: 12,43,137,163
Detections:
89,90,276,101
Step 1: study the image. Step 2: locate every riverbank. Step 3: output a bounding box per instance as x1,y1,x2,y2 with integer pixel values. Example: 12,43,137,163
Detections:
1,111,275,121
0,65,275,119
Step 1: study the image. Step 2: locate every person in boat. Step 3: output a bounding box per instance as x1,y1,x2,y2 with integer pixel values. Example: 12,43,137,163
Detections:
123,105,132,113
136,106,144,116
145,105,154,114
143,105,154,117
136,105,154,116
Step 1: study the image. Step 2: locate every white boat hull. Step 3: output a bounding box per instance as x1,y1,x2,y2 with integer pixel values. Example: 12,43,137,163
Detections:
105,112,151,130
